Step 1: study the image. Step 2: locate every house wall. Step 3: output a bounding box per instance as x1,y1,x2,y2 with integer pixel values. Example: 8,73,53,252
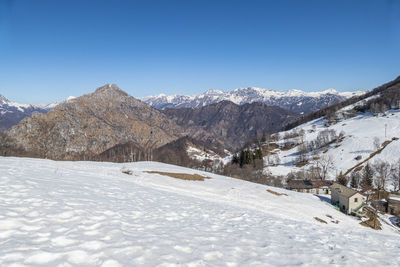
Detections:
348,193,366,214
319,187,330,195
338,194,349,213
331,188,340,206
292,187,331,194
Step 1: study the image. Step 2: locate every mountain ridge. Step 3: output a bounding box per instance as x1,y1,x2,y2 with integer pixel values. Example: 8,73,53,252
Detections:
142,87,364,114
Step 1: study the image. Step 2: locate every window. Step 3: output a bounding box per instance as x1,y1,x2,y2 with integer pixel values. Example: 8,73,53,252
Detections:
354,198,358,203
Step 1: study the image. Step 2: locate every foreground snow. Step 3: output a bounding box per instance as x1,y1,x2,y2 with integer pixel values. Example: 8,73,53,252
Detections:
0,157,399,266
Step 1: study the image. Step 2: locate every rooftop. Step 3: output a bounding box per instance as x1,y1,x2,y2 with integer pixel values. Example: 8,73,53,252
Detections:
330,183,361,198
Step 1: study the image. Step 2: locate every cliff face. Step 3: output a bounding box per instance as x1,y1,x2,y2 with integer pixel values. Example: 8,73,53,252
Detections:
163,100,298,151
7,84,182,160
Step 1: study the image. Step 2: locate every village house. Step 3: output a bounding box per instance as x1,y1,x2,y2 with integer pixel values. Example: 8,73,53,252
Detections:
388,193,400,216
330,183,366,215
286,180,333,194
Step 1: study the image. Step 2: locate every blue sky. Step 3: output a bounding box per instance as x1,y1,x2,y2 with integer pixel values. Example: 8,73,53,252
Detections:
0,0,399,104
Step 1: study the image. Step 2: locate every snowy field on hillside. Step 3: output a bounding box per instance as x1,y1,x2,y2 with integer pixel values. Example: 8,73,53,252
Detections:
0,157,399,266
267,108,400,182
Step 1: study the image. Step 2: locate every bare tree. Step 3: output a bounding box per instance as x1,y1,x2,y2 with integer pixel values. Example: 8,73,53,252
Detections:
373,137,381,151
391,159,400,192
350,171,361,189
372,160,391,197
296,143,308,164
314,154,334,180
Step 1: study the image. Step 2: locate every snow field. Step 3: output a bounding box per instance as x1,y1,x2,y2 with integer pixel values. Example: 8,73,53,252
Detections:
0,157,399,266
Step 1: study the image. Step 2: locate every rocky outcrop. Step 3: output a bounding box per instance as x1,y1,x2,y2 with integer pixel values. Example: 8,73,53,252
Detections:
7,84,182,160
163,100,298,151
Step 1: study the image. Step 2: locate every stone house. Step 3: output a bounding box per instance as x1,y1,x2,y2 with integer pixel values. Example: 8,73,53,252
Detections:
330,183,366,215
286,180,333,194
388,194,400,216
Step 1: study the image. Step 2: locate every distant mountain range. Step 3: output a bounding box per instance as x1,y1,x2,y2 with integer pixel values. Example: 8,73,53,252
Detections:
0,94,74,131
141,87,364,114
0,84,366,164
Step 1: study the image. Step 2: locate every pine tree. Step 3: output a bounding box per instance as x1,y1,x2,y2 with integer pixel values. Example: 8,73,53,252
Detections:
239,150,245,168
255,149,263,160
350,172,359,189
337,172,347,186
231,154,239,165
361,163,373,189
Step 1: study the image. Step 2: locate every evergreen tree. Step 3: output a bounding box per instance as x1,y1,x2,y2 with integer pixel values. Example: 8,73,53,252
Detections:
239,150,245,168
255,149,263,160
361,163,374,189
337,172,347,186
350,171,360,189
231,154,239,165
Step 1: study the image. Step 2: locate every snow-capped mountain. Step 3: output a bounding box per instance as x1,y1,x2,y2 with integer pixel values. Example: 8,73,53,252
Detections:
0,94,75,131
0,94,51,131
141,87,364,114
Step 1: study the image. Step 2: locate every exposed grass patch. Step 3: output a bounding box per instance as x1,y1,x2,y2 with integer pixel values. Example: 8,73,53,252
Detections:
360,218,382,230
281,144,297,151
146,171,211,181
266,189,288,196
325,214,339,224
122,169,133,175
314,217,328,224
295,161,309,167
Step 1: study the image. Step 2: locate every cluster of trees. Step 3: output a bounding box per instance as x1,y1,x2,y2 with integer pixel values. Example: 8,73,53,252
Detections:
231,148,263,168
343,160,400,192
295,129,342,166
308,129,342,151
355,83,400,114
224,146,284,187
223,163,283,188
287,154,335,181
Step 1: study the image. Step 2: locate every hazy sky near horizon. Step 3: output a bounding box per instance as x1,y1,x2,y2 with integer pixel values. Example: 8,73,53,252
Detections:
0,0,400,104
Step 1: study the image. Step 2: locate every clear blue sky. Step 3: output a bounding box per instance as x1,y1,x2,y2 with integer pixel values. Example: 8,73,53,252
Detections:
0,0,399,104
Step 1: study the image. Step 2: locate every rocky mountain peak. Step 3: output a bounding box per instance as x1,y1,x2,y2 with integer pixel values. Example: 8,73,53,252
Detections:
0,94,9,104
92,83,128,97
6,85,183,160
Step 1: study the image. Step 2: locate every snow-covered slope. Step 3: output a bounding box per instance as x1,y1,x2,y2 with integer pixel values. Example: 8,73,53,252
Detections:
266,98,400,187
141,87,364,114
0,157,398,266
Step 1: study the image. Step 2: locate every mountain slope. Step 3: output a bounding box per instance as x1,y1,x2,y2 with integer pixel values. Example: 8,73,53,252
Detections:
163,101,298,151
0,157,398,266
6,84,182,160
259,77,400,187
142,87,364,114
